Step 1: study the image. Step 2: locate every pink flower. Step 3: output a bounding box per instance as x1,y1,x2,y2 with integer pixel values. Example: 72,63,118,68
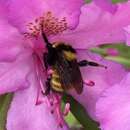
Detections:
0,1,84,130
96,73,130,130
0,1,130,130
124,25,130,46
69,1,130,120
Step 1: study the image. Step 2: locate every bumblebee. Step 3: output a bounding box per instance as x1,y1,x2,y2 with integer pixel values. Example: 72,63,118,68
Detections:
42,32,106,95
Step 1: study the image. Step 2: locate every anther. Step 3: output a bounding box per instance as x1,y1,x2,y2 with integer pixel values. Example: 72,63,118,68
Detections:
63,103,70,116
51,110,54,114
59,123,63,128
24,11,67,38
84,80,95,87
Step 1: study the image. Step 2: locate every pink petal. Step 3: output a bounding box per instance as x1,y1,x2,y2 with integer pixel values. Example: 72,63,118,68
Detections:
70,52,127,120
5,0,84,32
7,73,69,130
93,0,118,14
124,25,130,46
0,20,29,62
0,52,34,94
0,5,26,62
0,4,35,94
96,73,130,130
52,2,130,48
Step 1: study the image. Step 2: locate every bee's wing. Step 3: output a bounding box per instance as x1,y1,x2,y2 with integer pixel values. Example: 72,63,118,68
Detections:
55,52,83,94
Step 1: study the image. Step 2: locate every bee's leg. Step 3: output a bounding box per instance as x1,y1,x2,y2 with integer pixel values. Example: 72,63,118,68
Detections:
43,53,48,70
78,60,107,69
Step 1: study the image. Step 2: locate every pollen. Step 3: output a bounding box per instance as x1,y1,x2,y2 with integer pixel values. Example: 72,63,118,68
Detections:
24,11,68,38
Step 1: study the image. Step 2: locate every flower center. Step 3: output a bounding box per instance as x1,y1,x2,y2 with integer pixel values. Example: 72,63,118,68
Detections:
24,11,68,38
25,11,68,128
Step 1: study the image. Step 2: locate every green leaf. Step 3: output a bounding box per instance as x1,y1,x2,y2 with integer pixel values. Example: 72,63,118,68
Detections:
61,102,81,128
90,44,130,68
85,0,92,3
65,112,82,128
85,0,128,4
105,56,130,67
90,47,107,56
63,94,99,130
112,0,128,3
0,94,13,130
100,43,130,59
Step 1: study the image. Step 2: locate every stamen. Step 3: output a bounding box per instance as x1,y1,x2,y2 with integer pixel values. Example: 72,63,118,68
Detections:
35,87,43,105
49,94,65,127
33,53,50,106
24,11,68,38
55,95,64,128
84,80,95,87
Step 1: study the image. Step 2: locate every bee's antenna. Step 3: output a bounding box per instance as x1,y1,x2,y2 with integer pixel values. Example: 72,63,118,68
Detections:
41,24,52,49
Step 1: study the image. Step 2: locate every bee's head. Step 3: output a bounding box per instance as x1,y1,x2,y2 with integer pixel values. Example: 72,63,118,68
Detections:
52,43,76,53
